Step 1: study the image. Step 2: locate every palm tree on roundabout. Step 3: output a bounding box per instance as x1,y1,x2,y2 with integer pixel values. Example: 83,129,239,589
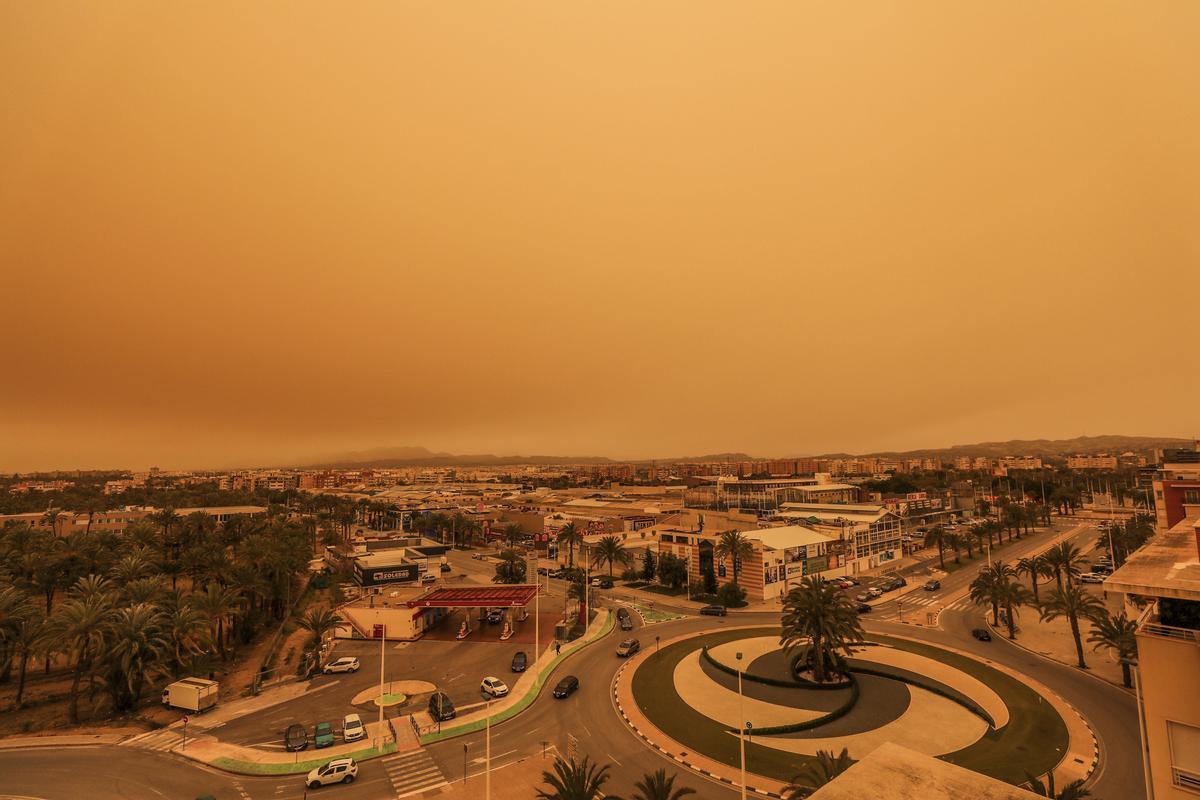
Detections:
1025,771,1092,799
780,576,864,684
536,756,614,800
631,768,695,800
785,748,854,796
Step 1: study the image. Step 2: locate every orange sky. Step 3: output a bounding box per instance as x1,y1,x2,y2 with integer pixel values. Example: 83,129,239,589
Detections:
1,3,1198,471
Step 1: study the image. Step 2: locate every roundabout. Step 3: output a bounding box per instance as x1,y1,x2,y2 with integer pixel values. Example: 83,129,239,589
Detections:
620,625,1076,790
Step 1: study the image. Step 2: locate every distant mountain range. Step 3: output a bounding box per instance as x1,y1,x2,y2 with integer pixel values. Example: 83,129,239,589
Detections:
292,435,1190,470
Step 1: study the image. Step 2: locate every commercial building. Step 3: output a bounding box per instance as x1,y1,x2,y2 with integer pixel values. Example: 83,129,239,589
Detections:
999,456,1044,470
1105,520,1200,798
1154,444,1200,531
774,502,903,571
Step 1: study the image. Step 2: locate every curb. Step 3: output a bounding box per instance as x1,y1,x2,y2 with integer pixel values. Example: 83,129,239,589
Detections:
610,660,785,799
982,617,1134,696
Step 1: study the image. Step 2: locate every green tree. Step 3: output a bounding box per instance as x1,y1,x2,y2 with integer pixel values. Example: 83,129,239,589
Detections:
297,607,342,652
191,583,242,660
10,600,46,705
969,562,1013,625
493,550,527,584
1088,610,1138,688
1025,771,1092,799
1042,542,1086,590
53,592,113,723
641,548,656,581
780,577,864,684
536,756,614,800
786,748,854,795
995,578,1033,639
1015,556,1047,604
632,769,695,800
501,523,525,550
590,535,631,577
556,523,583,569
1039,585,1106,669
714,530,754,585
923,526,949,570
101,603,170,712
656,553,688,591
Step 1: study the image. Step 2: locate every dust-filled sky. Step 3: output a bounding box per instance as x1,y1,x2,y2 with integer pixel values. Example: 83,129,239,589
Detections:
2,3,1198,472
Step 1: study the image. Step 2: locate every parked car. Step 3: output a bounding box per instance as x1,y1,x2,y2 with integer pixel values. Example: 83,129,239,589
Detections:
306,758,358,789
856,603,872,614
971,628,992,642
486,609,504,624
440,563,452,573
428,692,455,721
881,576,907,591
511,651,528,672
841,576,860,586
314,722,335,748
341,713,365,743
856,588,882,601
322,657,360,675
597,577,614,589
537,567,550,575
480,676,509,698
616,638,640,657
553,675,580,698
1090,564,1113,575
832,579,853,589
284,723,308,752
1080,573,1106,584
699,605,727,617
421,573,437,584
923,580,941,591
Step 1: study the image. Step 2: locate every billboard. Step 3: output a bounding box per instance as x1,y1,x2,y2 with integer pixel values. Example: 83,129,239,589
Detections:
354,562,419,587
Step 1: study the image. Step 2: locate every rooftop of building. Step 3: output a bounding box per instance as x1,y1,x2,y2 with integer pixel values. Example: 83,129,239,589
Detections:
809,743,1039,799
1105,519,1200,601
744,525,835,551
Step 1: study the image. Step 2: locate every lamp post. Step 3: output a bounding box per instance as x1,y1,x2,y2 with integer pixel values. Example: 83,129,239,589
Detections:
485,696,492,800
377,625,386,751
736,651,746,800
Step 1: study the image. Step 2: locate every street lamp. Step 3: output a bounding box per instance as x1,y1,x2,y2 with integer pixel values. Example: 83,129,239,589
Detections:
484,696,493,800
736,651,746,800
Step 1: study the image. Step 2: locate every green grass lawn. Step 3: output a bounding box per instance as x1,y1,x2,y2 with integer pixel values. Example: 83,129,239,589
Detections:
630,627,1069,787
631,603,684,623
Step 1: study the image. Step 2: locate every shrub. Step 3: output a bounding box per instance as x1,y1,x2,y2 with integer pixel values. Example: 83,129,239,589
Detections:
716,581,748,608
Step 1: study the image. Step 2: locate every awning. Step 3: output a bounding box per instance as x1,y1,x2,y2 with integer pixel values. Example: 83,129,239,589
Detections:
407,585,539,608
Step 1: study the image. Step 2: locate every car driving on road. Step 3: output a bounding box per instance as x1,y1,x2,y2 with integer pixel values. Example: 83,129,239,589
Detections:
616,638,640,657
511,651,528,672
923,579,940,591
306,758,357,789
971,628,992,641
480,676,509,698
553,675,579,698
699,604,727,616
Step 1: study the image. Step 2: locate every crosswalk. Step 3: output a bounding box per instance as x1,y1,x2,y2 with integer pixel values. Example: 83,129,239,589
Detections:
381,748,449,798
121,727,184,752
874,593,976,622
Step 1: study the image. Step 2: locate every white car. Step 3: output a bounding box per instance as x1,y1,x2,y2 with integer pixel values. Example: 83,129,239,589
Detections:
322,657,360,674
480,676,509,698
1079,573,1106,584
306,758,358,788
342,713,365,743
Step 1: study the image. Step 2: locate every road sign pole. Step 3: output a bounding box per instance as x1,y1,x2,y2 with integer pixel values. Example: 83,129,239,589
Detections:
181,715,188,751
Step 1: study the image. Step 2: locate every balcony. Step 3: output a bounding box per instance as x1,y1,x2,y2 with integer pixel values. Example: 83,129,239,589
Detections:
1137,602,1200,643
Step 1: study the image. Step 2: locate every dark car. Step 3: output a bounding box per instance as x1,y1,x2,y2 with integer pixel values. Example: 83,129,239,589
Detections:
552,676,579,698
619,615,634,631
596,577,614,589
856,603,872,614
511,651,528,672
971,628,992,642
616,638,640,657
440,563,452,573
699,605,727,617
428,692,456,721
923,579,940,591
284,723,308,752
486,609,504,624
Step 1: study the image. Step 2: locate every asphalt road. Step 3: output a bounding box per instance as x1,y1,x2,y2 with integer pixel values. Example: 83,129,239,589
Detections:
1,516,1143,800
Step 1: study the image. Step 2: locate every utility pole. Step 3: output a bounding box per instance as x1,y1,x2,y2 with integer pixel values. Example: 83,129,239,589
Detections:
485,697,492,800
736,651,747,800
377,625,386,750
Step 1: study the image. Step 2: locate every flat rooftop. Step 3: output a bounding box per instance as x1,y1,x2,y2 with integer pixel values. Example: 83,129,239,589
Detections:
809,742,1039,800
1105,520,1200,602
746,525,835,551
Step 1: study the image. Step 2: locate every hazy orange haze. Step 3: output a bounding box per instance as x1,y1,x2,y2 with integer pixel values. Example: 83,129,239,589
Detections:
1,2,1198,470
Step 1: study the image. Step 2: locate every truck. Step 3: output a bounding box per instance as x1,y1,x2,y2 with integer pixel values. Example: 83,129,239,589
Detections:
161,677,219,713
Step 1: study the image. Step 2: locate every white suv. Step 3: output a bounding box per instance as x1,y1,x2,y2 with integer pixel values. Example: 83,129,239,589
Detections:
342,713,366,743
306,758,358,788
323,657,360,674
480,676,509,698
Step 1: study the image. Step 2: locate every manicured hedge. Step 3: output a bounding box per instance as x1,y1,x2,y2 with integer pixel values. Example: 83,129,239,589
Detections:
731,674,861,736
846,660,995,728
700,645,853,690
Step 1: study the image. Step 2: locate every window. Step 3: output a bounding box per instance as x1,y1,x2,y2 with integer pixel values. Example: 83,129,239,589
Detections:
1184,489,1200,505
1168,720,1200,792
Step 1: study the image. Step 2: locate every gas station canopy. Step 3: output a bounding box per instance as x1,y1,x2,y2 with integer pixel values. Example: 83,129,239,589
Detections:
407,585,539,608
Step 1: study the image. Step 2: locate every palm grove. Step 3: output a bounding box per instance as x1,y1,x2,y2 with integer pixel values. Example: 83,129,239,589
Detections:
0,509,312,724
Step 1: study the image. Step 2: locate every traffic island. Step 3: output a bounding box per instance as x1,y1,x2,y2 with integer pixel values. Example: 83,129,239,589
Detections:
616,626,1082,794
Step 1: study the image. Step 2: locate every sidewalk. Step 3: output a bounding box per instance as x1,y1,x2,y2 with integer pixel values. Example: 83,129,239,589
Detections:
0,733,128,749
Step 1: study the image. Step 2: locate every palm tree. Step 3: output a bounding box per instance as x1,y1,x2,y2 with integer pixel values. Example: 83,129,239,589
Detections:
1026,771,1092,799
969,563,1013,625
923,526,949,570
109,552,155,586
780,576,864,684
556,523,583,569
191,583,242,660
714,530,754,585
101,603,170,712
590,535,631,577
297,607,342,651
536,756,614,800
1039,585,1106,669
492,550,527,584
786,748,854,795
945,531,963,564
995,578,1032,639
163,601,208,676
10,601,45,705
1088,611,1138,688
1042,542,1086,590
1015,556,1047,604
632,769,695,800
52,594,113,723
501,523,525,550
